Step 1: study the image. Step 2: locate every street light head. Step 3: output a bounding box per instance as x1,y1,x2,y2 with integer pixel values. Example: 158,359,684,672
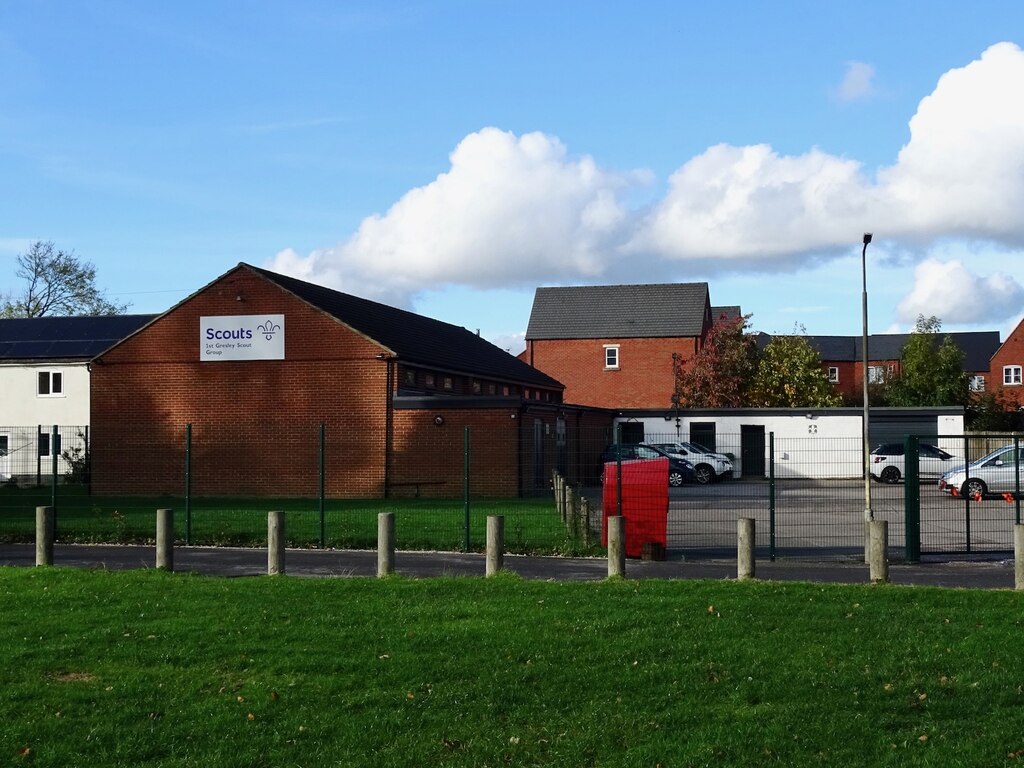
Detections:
863,232,873,245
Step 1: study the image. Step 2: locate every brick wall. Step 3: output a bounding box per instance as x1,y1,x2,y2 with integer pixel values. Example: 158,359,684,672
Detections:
991,319,1024,407
524,337,698,408
91,267,391,497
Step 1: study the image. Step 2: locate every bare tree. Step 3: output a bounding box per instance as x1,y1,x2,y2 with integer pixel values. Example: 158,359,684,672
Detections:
1,241,128,318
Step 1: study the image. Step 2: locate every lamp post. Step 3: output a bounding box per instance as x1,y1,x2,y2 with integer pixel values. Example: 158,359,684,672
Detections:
861,232,873,559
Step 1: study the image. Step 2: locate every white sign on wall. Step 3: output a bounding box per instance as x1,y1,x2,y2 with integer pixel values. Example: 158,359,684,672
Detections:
200,315,285,361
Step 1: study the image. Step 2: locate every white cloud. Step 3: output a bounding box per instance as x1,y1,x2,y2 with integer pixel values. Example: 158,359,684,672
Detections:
270,43,1024,310
896,258,1024,324
833,61,877,103
268,127,647,305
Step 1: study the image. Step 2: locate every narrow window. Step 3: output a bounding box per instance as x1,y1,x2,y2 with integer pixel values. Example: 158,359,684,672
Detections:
828,367,839,383
424,373,435,388
443,376,453,391
969,375,986,392
603,344,620,369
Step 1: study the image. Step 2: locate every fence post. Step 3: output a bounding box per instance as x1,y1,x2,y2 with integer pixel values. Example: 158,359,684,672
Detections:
486,515,504,577
378,512,395,577
463,426,471,552
1015,524,1024,591
768,432,776,561
869,519,888,584
156,508,174,571
319,422,326,548
1015,436,1021,526
564,484,575,532
268,510,285,575
50,425,58,512
35,506,54,566
184,424,192,546
607,515,625,577
904,435,921,563
84,425,90,495
737,517,755,580
36,424,42,487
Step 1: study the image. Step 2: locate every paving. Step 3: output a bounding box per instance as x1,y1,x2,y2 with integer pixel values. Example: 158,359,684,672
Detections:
0,543,1017,590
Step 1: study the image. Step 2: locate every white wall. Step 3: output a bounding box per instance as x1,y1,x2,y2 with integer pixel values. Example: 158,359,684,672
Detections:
618,412,965,479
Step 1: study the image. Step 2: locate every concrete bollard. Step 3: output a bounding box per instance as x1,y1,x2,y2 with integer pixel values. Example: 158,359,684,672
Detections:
1015,524,1024,590
737,517,755,581
268,510,285,575
486,515,504,577
377,512,395,578
155,508,174,571
35,506,54,566
869,519,888,584
607,515,625,578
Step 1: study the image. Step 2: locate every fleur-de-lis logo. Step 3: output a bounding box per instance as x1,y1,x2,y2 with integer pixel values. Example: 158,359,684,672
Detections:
257,319,281,341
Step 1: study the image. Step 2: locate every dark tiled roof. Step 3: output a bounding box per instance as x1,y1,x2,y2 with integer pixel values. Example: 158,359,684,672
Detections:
247,265,562,389
790,331,1000,372
525,283,710,340
0,314,156,361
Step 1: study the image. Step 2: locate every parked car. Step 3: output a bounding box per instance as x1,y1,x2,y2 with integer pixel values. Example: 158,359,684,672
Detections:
939,444,1022,498
600,444,696,487
870,442,961,484
645,442,733,484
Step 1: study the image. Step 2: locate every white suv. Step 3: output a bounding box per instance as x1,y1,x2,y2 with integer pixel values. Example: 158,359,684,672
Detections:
646,442,733,485
870,442,960,484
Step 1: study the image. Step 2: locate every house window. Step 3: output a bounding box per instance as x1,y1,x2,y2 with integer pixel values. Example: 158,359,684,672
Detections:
603,344,620,369
403,369,416,386
1004,366,1022,386
868,366,886,384
828,367,839,383
37,370,64,397
442,376,453,391
472,380,481,394
487,383,496,395
424,373,435,388
502,385,510,396
969,375,986,392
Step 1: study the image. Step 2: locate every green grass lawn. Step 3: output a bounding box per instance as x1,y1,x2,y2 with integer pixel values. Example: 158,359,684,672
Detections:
0,486,594,554
3,568,1024,767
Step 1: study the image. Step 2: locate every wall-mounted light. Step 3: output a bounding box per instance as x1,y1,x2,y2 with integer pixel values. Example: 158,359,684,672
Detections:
805,413,815,420
510,412,517,420
236,293,245,302
433,415,445,427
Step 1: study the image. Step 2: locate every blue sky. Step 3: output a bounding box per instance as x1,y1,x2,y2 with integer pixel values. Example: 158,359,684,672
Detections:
3,1,1024,353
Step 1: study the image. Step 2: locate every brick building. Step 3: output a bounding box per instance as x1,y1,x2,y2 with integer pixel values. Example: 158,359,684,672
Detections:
519,283,735,409
90,264,611,499
989,317,1024,408
788,331,1001,403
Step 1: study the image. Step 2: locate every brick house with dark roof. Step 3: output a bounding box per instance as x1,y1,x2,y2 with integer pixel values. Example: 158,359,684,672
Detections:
520,283,724,409
757,331,1001,403
989,317,1024,408
90,264,608,499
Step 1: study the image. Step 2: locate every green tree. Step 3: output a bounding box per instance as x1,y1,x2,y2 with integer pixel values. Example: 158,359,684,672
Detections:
671,314,758,408
886,315,970,407
1,241,128,318
749,326,841,407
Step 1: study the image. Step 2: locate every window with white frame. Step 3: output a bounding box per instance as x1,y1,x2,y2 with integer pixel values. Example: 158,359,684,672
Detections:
1004,366,1022,386
603,344,620,369
828,367,839,383
37,370,64,397
969,375,986,392
868,366,886,384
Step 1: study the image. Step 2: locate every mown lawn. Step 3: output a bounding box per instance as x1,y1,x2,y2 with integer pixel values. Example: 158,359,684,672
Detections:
3,568,1024,766
0,486,593,554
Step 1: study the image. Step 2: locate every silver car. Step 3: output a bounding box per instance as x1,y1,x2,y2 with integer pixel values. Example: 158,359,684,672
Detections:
646,442,734,485
939,444,1023,498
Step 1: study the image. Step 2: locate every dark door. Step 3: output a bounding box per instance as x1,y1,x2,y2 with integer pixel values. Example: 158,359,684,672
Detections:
740,425,766,478
620,421,645,445
690,422,716,452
